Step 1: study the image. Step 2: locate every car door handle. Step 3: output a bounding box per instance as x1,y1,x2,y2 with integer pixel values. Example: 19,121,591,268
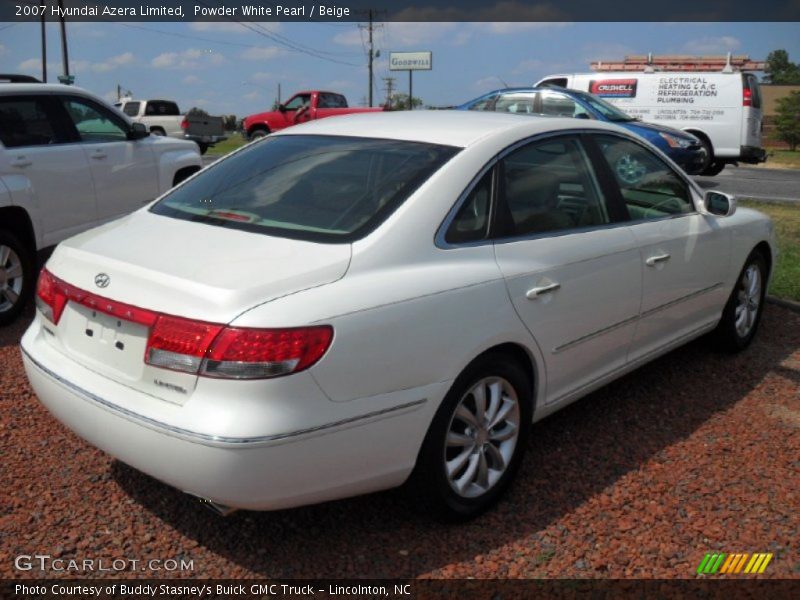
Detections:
526,282,561,299
10,157,32,168
645,253,671,267
90,151,108,160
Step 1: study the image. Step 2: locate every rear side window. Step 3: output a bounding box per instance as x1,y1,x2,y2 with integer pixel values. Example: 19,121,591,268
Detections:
446,169,493,244
122,102,140,116
0,97,58,147
318,93,347,108
145,101,180,116
498,136,610,237
592,134,694,220
494,93,537,114
151,135,459,242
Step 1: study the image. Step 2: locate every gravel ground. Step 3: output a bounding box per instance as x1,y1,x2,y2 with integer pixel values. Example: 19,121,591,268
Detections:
1,304,798,580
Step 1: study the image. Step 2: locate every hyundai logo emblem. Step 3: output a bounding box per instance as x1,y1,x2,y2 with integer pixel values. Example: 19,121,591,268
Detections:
94,273,110,288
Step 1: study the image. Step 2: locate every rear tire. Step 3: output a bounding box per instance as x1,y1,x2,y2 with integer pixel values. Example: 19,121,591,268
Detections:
248,128,269,141
712,251,767,352
407,352,532,521
196,142,209,155
0,229,35,326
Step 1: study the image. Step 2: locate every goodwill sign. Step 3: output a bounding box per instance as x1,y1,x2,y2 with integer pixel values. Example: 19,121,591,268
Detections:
389,52,433,71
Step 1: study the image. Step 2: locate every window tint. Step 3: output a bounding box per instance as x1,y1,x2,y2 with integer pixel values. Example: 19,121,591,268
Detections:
63,98,128,143
145,101,179,116
319,93,347,108
0,97,58,147
594,135,694,220
539,91,589,118
151,135,459,242
446,169,492,244
499,137,610,237
122,102,140,116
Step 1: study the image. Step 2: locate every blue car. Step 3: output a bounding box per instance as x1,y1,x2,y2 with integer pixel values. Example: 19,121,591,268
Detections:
457,87,708,175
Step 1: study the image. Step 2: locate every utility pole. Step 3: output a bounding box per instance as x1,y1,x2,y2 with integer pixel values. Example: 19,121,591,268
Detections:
39,1,47,82
358,10,383,107
382,76,395,108
57,0,71,82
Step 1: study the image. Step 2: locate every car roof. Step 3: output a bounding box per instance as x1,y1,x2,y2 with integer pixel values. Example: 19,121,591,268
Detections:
0,82,94,95
277,109,624,148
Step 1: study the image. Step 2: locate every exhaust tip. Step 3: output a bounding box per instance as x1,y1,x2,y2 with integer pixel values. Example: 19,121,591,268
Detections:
186,493,237,516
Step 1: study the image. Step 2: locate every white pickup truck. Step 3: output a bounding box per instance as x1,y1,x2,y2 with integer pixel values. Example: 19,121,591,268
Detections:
0,80,203,325
116,98,227,154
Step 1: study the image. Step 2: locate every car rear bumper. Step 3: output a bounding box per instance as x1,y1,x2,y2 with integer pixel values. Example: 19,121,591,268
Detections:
739,145,767,164
183,134,227,145
21,318,441,511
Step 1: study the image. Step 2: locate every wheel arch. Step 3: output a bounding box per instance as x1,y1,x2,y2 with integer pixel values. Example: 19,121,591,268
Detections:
0,205,37,252
172,165,202,187
753,240,773,284
247,124,270,139
467,341,538,410
685,128,713,155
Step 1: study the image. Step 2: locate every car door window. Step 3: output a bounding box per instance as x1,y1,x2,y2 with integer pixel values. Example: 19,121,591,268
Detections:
499,136,610,237
121,102,140,117
284,95,311,110
494,93,537,114
467,93,498,111
539,91,590,119
593,135,694,221
445,169,493,244
62,98,128,143
0,97,59,147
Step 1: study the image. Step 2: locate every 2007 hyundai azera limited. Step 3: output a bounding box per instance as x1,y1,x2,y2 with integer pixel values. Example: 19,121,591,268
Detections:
22,111,775,519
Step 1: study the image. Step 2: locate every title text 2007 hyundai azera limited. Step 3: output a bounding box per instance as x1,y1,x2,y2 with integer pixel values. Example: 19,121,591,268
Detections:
22,111,775,519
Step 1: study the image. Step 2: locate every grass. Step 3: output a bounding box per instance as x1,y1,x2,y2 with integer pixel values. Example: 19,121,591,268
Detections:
207,134,249,156
740,200,800,302
762,149,800,169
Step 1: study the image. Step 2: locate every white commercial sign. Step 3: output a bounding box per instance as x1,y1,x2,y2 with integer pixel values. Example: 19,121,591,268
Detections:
389,52,432,71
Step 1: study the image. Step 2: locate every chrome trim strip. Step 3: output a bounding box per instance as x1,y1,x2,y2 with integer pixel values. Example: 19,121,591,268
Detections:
22,348,427,448
640,282,724,319
552,282,723,354
553,315,639,354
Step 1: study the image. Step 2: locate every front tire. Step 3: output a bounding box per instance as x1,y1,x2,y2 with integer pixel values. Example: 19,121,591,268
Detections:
0,230,35,326
407,353,532,521
248,128,269,141
712,251,767,352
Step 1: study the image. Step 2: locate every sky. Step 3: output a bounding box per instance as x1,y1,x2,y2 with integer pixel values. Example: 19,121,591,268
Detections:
1,21,799,117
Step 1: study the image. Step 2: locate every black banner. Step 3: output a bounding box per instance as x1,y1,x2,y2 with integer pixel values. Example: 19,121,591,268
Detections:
4,579,800,600
3,0,800,22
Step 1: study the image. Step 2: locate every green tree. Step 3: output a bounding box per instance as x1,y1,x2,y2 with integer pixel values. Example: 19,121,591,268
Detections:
388,93,423,110
764,50,800,84
774,90,800,151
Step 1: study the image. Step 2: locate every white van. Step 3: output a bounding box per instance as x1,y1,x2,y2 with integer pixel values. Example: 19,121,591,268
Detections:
535,70,765,175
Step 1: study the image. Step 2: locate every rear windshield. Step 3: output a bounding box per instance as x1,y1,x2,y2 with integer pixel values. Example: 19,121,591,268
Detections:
150,135,459,242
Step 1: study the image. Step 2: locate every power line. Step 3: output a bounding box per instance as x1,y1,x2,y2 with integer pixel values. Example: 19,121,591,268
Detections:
197,0,362,66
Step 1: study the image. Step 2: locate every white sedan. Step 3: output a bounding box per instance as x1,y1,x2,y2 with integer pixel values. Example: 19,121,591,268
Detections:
21,111,775,520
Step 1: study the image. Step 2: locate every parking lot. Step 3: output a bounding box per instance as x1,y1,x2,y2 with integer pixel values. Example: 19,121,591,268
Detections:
2,299,798,579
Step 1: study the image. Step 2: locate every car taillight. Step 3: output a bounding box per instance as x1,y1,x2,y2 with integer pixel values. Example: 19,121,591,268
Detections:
203,326,333,379
180,118,188,130
35,269,67,324
743,88,752,107
36,269,333,379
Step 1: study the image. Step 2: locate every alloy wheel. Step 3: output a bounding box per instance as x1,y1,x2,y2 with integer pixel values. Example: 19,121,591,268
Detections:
444,376,521,499
0,243,24,314
735,263,761,338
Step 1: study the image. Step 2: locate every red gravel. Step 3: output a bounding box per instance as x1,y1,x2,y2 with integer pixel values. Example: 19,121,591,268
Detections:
1,304,798,579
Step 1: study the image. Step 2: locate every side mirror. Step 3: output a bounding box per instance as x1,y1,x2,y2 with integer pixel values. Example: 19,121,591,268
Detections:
127,122,149,140
704,190,737,217
278,104,287,113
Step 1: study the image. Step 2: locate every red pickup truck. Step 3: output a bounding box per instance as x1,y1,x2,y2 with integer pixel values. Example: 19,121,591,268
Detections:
242,91,385,140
